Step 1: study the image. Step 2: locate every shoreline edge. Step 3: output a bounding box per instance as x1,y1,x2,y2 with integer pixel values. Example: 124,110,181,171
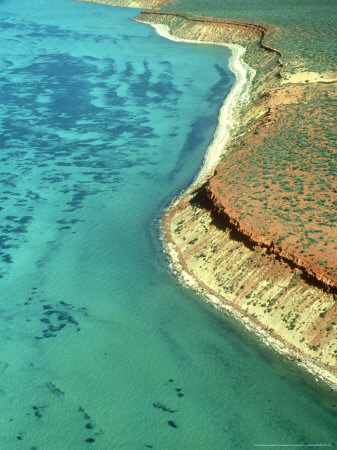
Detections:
76,0,337,390
149,23,337,391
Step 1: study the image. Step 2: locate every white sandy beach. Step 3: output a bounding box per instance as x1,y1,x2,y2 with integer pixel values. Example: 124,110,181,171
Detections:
150,23,255,186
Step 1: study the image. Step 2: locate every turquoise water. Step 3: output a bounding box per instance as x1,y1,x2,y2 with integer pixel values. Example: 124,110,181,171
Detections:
0,0,336,448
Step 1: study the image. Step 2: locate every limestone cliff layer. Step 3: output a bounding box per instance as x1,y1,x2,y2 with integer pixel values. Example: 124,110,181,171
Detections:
137,11,337,387
137,11,337,294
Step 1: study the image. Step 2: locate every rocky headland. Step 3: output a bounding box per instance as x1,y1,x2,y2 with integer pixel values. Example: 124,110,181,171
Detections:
137,10,337,389
79,0,337,388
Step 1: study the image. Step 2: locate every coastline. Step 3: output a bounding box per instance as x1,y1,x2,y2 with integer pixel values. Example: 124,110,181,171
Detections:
148,24,255,185
149,23,337,389
76,0,337,389
77,0,151,9
162,199,337,390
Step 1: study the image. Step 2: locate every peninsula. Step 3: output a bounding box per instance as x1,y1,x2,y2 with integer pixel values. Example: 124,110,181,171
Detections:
82,0,337,388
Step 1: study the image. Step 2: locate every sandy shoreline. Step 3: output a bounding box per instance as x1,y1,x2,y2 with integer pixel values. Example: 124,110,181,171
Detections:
77,0,150,9
161,198,337,390
77,0,337,389
149,24,255,185
162,203,337,390
150,23,337,390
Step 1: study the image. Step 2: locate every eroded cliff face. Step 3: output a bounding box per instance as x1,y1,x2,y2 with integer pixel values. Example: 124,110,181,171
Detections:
208,81,337,292
137,11,282,97
136,11,283,139
163,185,337,384
138,11,337,385
138,12,337,291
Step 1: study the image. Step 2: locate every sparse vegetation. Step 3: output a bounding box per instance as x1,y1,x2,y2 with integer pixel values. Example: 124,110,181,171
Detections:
161,0,337,74
153,0,337,384
209,81,337,287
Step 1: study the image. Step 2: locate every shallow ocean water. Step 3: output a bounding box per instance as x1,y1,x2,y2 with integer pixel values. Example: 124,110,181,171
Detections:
0,0,336,448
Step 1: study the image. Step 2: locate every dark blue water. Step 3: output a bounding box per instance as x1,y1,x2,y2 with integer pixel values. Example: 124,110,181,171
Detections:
0,0,336,448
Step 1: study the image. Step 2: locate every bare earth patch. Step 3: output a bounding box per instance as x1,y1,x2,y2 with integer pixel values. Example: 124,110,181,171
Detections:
281,71,337,85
